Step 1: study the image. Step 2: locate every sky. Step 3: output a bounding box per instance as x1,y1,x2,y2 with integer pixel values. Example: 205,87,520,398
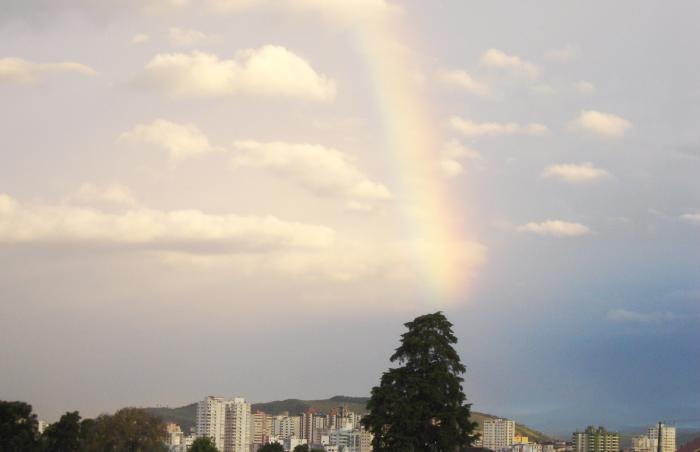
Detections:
0,0,699,436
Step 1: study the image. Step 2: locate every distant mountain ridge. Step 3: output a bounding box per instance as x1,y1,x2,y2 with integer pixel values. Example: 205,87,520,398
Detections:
144,395,553,443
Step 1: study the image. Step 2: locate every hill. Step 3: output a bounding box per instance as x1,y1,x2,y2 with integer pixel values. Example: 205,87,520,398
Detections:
145,396,552,442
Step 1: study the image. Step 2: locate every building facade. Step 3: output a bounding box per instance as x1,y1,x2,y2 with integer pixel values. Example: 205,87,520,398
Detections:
572,426,620,452
483,418,516,451
271,414,301,439
647,423,676,452
251,410,273,447
197,396,227,450
224,398,251,452
195,396,251,452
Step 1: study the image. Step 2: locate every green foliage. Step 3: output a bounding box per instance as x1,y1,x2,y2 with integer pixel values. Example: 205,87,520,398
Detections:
80,408,167,452
292,445,309,452
41,411,81,452
0,400,40,452
361,312,478,452
258,443,284,452
189,436,219,452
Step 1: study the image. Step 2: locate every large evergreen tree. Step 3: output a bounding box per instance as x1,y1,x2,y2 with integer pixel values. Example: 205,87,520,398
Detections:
361,312,478,452
41,411,81,452
0,401,40,452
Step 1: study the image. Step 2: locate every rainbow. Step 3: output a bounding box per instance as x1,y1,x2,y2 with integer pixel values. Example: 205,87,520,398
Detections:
353,13,483,305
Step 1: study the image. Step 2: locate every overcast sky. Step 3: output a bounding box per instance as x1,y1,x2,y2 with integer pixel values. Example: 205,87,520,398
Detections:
1,0,699,436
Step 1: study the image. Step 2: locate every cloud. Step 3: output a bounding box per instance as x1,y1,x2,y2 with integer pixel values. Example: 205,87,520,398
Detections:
131,33,150,45
231,140,392,210
133,46,336,101
439,140,483,178
205,0,394,24
574,80,595,93
67,183,139,208
0,1,190,26
544,46,576,61
0,194,483,290
141,0,190,13
0,57,97,84
120,119,220,160
531,83,556,95
680,213,700,225
0,193,333,252
676,144,700,160
168,27,216,47
159,237,486,290
606,309,679,323
479,48,539,78
570,110,632,138
449,116,548,137
518,220,591,237
436,69,491,97
542,162,611,183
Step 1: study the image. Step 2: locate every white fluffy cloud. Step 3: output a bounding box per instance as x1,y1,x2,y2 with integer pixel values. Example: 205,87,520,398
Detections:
231,140,392,209
0,57,96,84
131,33,150,45
120,119,220,160
0,192,485,290
168,27,215,47
141,0,190,13
134,46,336,101
439,140,483,178
206,0,393,23
518,220,591,237
449,116,548,137
436,69,491,97
571,110,632,138
68,183,139,208
479,48,539,78
0,193,333,251
542,162,611,183
544,46,576,61
606,309,678,323
680,213,700,225
574,80,595,93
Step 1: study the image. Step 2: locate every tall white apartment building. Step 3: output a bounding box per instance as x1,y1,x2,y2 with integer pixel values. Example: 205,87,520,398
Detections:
197,397,227,450
38,420,50,434
483,418,515,451
224,398,251,452
647,423,676,452
325,427,373,452
196,396,251,452
165,423,186,452
272,414,301,439
632,435,656,452
251,410,273,446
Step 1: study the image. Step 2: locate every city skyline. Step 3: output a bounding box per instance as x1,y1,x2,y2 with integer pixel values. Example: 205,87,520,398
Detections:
1,0,699,436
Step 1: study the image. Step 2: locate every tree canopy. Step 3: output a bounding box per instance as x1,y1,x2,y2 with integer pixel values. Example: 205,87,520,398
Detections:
259,443,284,452
189,437,219,452
0,400,40,452
361,312,478,452
1,402,170,452
41,411,81,452
291,445,324,452
77,408,167,452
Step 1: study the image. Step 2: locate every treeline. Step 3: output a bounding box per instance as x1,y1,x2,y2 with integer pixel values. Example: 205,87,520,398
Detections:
0,400,166,452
